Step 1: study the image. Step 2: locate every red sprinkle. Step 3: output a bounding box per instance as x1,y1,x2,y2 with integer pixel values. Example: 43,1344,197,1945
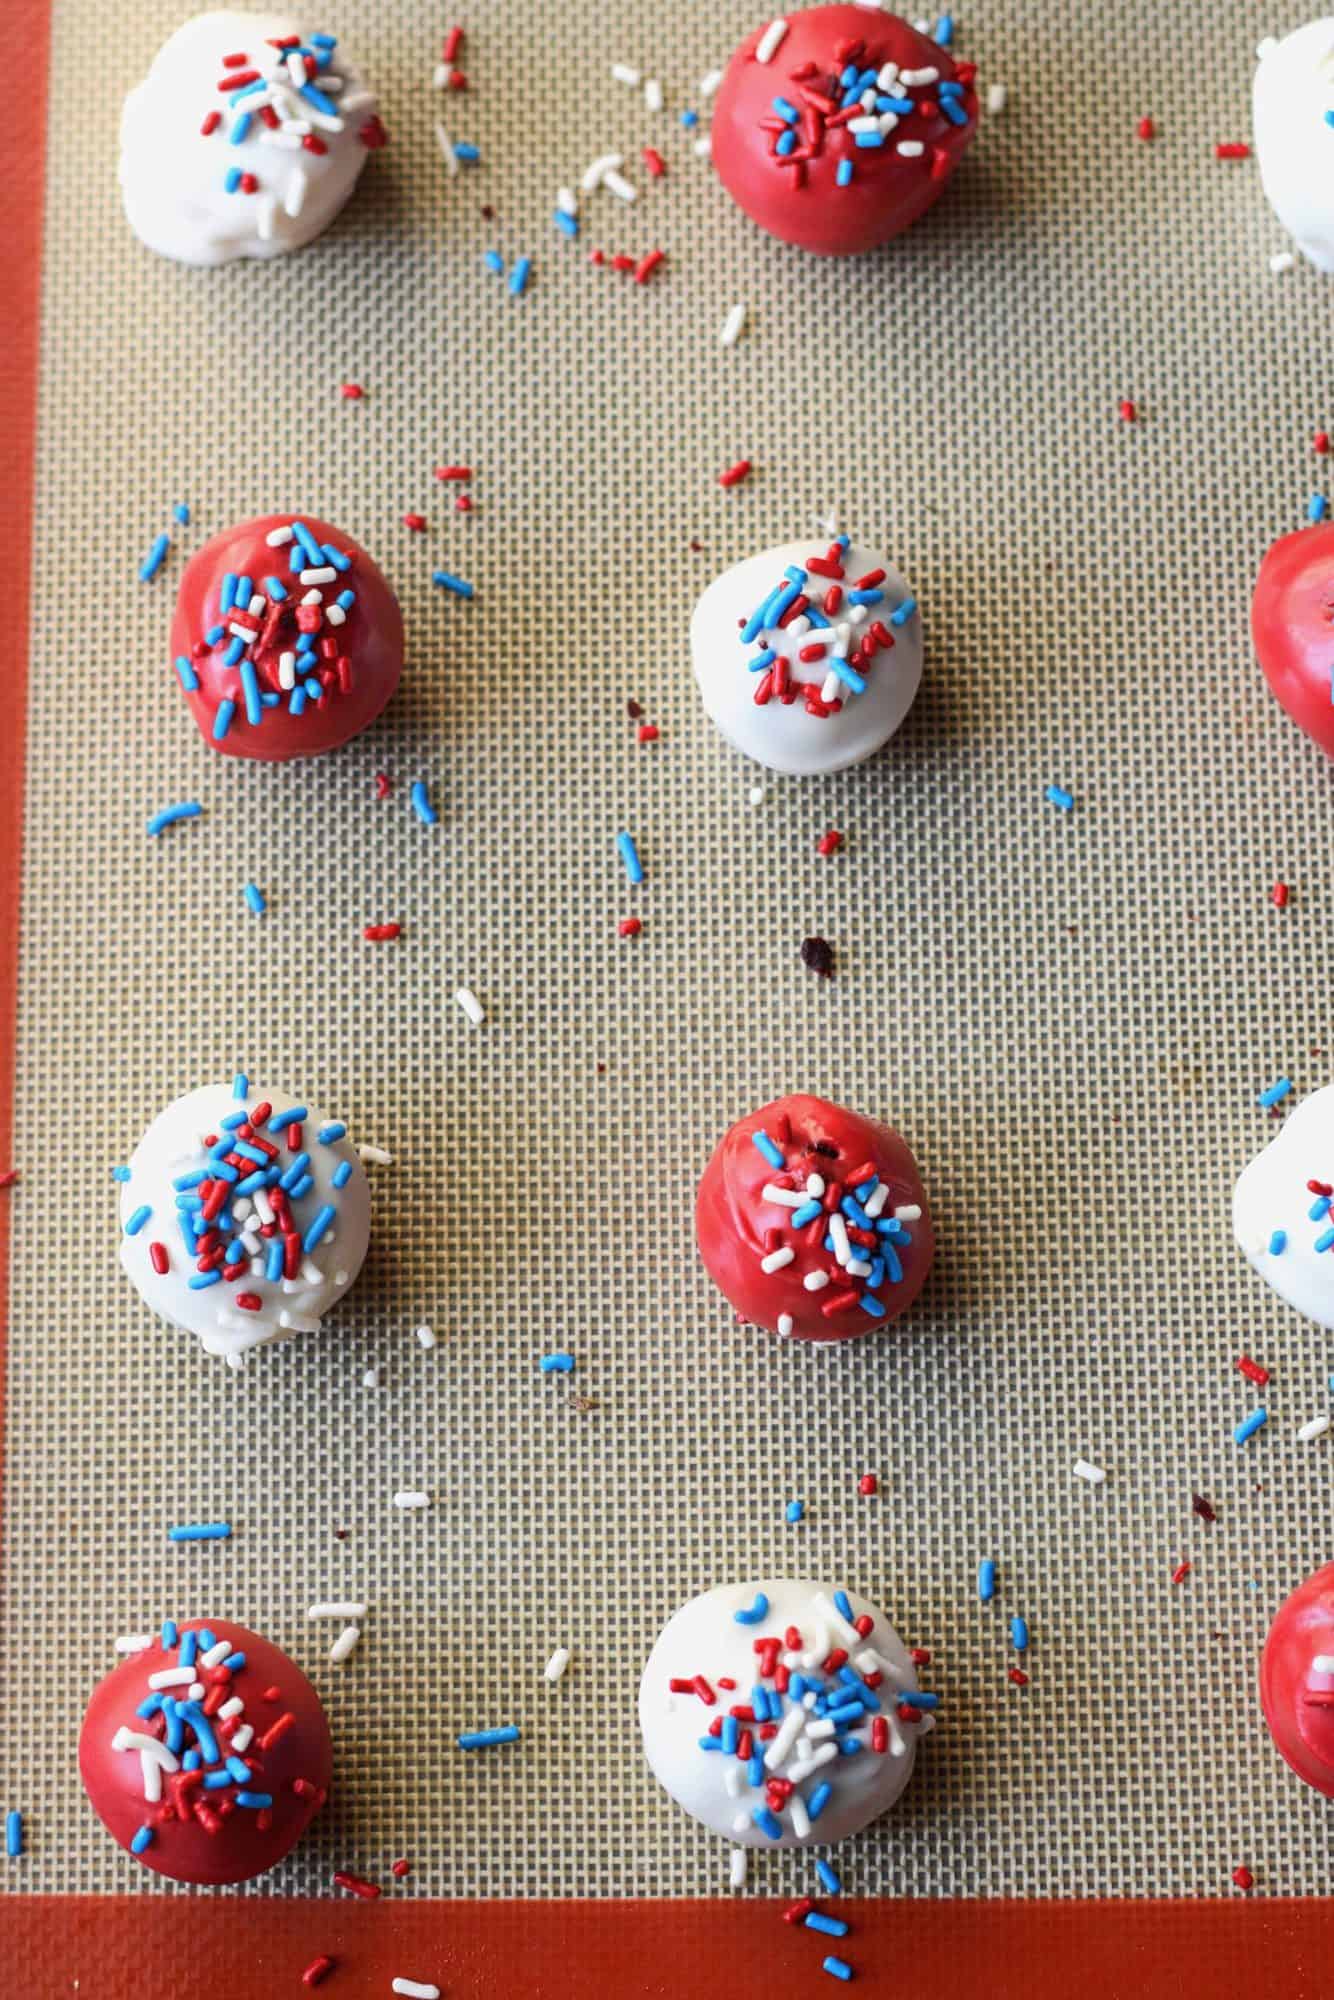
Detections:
234,1292,262,1312
340,383,364,401
1137,115,1155,141
435,464,472,482
402,513,427,532
1271,881,1290,908
784,1897,814,1926
363,923,401,941
149,1242,169,1275
637,724,659,743
857,1471,877,1495
910,1647,931,1667
1232,1865,1254,1891
1236,1354,1270,1387
302,134,328,155
332,1871,380,1901
719,459,752,488
1118,399,1137,422
619,917,642,938
634,248,666,284
1172,1560,1192,1586
456,494,473,513
1008,1667,1030,1686
391,1857,411,1878
443,26,464,62
374,773,392,798
200,110,222,136
0,1170,19,1190
359,116,389,150
817,830,843,857
643,146,666,178
1215,142,1251,159
1317,433,1331,456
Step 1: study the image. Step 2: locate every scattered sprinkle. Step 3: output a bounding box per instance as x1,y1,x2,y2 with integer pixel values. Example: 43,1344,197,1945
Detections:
391,1983,440,2000
720,303,747,347
5,1811,20,1859
332,1871,381,1900
617,830,645,884
1137,115,1155,141
139,532,171,583
539,1353,576,1374
1045,784,1075,812
1215,142,1251,160
1118,399,1137,423
243,881,266,917
457,1725,520,1750
1072,1460,1105,1484
393,1492,431,1510
1298,1413,1331,1443
817,830,843,857
1234,1408,1268,1446
1270,250,1296,274
977,1559,997,1602
432,569,474,598
167,1521,231,1543
416,1324,436,1350
1257,1077,1292,1109
147,801,203,837
1236,1354,1269,1387
410,780,437,826
719,459,752,488
1271,881,1290,908
618,916,642,937
785,1499,804,1524
301,1959,336,1989
340,383,364,401
364,923,401,942
455,987,485,1027
1232,1866,1254,1892
544,1647,571,1684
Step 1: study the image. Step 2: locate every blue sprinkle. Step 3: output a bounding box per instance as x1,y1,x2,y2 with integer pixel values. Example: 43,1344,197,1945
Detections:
262,575,288,602
978,1558,996,1601
179,1631,197,1668
752,1806,784,1841
332,1161,352,1189
1311,494,1328,524
854,130,885,148
411,780,438,826
1235,1408,1268,1445
174,654,198,692
698,1734,722,1752
833,1590,854,1621
302,1204,336,1253
205,623,225,646
747,1753,765,1787
828,657,867,695
433,570,474,598
130,1825,153,1855
212,697,237,743
226,1756,252,1784
124,1205,152,1236
265,1240,284,1282
269,1107,308,1132
791,1199,822,1227
859,1294,885,1317
298,81,338,116
806,1913,849,1939
112,1165,131,1181
786,1500,804,1524
173,502,190,526
773,95,799,121
484,249,505,273
224,166,242,194
898,1690,940,1710
235,1791,273,1809
681,108,698,127
934,12,955,44
939,94,969,126
239,657,262,726
1010,1615,1029,1652
554,208,579,237
1258,1077,1292,1108
748,648,777,674
457,1725,520,1749
139,532,170,582
1312,1197,1332,1221
617,831,644,883
807,1781,833,1820
222,635,246,668
540,1353,576,1374
722,1715,740,1755
318,1122,347,1145
823,1960,853,1983
230,110,253,144
816,1860,841,1896
1045,785,1075,812
734,1593,770,1625
888,596,918,627
336,588,356,611
1269,1230,1287,1255
836,159,853,187
161,1619,178,1648
224,1652,245,1671
5,1811,20,1858
752,1131,785,1171
146,801,202,837
454,142,480,162
243,881,265,917
167,1522,231,1542
509,255,532,296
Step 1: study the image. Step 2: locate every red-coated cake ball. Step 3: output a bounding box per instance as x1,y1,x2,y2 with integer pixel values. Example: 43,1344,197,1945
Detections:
1260,1564,1334,1798
711,8,978,256
1252,523,1334,760
171,513,404,761
79,1617,332,1884
696,1093,934,1342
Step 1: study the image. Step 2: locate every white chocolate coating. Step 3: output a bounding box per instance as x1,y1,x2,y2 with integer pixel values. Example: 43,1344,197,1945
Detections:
119,13,378,267
691,539,923,777
638,1579,925,1847
1254,22,1334,273
118,1082,371,1365
1234,1083,1334,1330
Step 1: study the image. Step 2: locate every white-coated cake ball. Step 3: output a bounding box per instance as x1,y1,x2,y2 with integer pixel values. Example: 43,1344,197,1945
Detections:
1234,1082,1334,1330
1254,21,1334,272
638,1580,932,1848
118,1078,372,1366
119,13,384,267
691,537,923,777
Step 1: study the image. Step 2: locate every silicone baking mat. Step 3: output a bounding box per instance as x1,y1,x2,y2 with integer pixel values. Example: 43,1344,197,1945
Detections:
4,0,1334,1910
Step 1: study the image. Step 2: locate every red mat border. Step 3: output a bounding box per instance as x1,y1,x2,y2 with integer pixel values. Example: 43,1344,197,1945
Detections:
0,5,1319,1996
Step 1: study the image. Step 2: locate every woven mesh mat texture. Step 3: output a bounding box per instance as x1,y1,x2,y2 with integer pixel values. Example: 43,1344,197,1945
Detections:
5,0,1334,1903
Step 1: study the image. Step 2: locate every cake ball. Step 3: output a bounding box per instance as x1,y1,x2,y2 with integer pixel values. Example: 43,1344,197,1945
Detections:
80,1616,332,1883
639,1579,931,1846
1252,523,1334,760
1233,1082,1334,1331
118,1074,372,1366
692,535,923,776
696,1094,933,1342
171,514,404,760
711,8,978,256
120,14,385,266
1260,1564,1334,1797
1254,23,1334,273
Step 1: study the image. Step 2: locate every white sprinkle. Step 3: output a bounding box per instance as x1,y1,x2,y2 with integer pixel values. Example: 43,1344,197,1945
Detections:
330,1624,361,1663
433,62,453,89
1314,1654,1334,1672
1298,1413,1331,1443
416,1324,436,1349
394,1491,431,1510
693,134,712,158
363,1367,380,1389
435,123,459,175
556,187,578,217
720,302,747,347
896,140,925,158
777,1313,794,1336
900,66,939,86
894,1204,922,1222
761,1183,806,1208
299,566,336,586
1270,249,1296,275
218,1697,243,1719
803,1271,830,1292
581,151,623,191
806,1174,824,1196
1073,1459,1105,1484
114,1634,153,1654
286,50,307,86
147,1667,197,1690
986,82,1008,114
611,62,641,86
863,1184,889,1219
788,1791,811,1839
830,1213,851,1265
877,62,900,89
603,168,637,203
699,68,724,98
200,1639,231,1669
761,1246,795,1274
140,1752,163,1803
456,987,485,1027
230,1723,254,1752
645,77,663,113
392,1984,440,2000
755,19,789,64
256,194,276,241
748,784,765,805
279,1309,320,1334
544,1646,571,1684
723,1762,745,1797
729,1847,747,1888
845,1256,872,1279
359,1144,394,1166
308,1601,368,1621
283,168,308,219
112,1727,176,1761
763,1705,806,1768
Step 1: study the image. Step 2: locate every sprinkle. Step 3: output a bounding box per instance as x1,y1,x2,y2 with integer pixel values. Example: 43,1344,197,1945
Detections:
139,532,171,582
394,1492,431,1510
364,923,401,941
1118,399,1137,423
1311,495,1329,524
611,62,641,87
807,1913,849,1939
822,1962,853,1984
1045,785,1074,812
410,781,437,826
1270,250,1296,275
1271,881,1290,908
720,303,747,347
729,1848,747,1889
432,570,474,598
800,936,834,978
332,1872,381,1900
634,248,665,284
392,1984,440,2000
1257,1077,1292,1109
243,881,266,917
416,1324,436,1350
1010,1615,1029,1651
816,1860,842,1895
1215,142,1251,160
455,987,485,1027
5,1812,20,1858
307,1602,367,1620
643,146,666,178
167,1522,231,1542
329,1625,360,1664
1298,1414,1331,1443
1234,1408,1268,1446
302,1960,336,1988
817,830,844,857
391,1858,412,1877
1137,115,1155,141
545,1647,571,1683
114,1634,153,1653
1232,1866,1254,1892
146,801,203,837
124,1204,152,1237
617,831,644,883
340,383,364,401
129,1825,153,1855
540,1353,576,1374
786,1500,804,1524
752,1131,785,1171
1072,1460,1105,1484
986,82,1007,114
509,256,532,296
1236,1355,1269,1387
435,464,472,482
457,1725,520,1749
719,459,752,488
755,19,789,64
734,1592,769,1625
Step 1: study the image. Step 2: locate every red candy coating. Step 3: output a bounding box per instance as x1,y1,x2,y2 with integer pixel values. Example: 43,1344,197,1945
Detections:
79,1618,332,1884
1252,523,1334,760
711,7,978,257
171,514,404,762
695,1092,934,1342
1260,1564,1334,1798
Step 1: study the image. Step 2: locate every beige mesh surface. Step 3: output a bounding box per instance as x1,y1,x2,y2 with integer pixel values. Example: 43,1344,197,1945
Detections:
5,0,1334,1903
